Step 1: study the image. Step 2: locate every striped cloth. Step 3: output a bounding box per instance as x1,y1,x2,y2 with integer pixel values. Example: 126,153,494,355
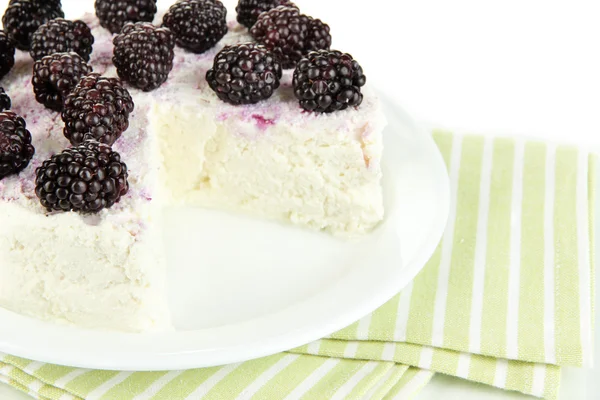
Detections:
292,131,596,399
0,131,593,399
0,354,431,400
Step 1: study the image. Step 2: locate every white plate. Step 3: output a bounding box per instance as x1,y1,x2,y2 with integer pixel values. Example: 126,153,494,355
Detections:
0,96,450,370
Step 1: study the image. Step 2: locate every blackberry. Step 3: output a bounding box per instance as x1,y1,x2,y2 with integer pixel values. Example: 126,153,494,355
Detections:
35,140,129,213
250,6,331,69
62,73,134,146
2,0,64,51
0,30,15,80
95,0,158,35
235,0,296,29
0,87,10,111
113,22,175,91
206,43,282,105
32,53,92,112
30,18,94,62
162,0,227,54
293,50,366,113
0,111,35,180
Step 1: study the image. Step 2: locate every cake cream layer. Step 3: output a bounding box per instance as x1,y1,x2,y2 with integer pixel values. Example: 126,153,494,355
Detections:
0,14,386,331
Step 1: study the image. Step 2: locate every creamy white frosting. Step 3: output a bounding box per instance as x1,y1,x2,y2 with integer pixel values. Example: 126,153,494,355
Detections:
0,14,386,331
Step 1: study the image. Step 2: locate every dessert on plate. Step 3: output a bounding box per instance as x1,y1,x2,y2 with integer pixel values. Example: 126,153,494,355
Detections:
0,0,387,331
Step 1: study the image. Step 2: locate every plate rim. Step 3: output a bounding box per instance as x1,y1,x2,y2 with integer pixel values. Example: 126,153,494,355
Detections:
0,95,450,370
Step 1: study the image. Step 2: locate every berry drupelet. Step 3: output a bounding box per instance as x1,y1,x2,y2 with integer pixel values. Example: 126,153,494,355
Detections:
0,111,35,180
206,43,282,105
250,6,331,69
293,50,367,113
62,73,134,146
0,87,11,111
35,140,129,213
0,30,15,80
2,0,64,51
235,0,296,29
113,22,175,92
30,18,94,62
162,0,227,54
32,52,92,112
95,0,158,35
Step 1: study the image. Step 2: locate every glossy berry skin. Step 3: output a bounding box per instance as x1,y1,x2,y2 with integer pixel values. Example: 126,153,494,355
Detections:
235,0,296,29
62,73,134,146
162,0,227,54
113,22,175,92
206,43,282,105
35,140,129,213
293,50,366,113
0,87,11,111
2,0,64,50
95,0,158,35
0,30,15,80
0,111,35,180
250,6,331,69
30,18,94,62
32,52,92,112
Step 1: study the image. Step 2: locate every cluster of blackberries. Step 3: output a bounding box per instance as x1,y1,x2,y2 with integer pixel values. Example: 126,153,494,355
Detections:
207,1,365,113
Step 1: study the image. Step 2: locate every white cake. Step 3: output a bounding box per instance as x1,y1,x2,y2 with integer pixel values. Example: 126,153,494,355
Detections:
0,14,386,331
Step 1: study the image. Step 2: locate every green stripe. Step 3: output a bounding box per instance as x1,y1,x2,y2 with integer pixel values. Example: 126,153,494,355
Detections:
301,359,365,400
356,341,384,361
467,354,496,386
32,365,76,385
505,360,533,395
100,371,168,400
348,362,395,400
431,347,459,376
481,138,515,357
392,343,422,366
383,368,433,400
368,294,400,341
444,135,484,350
554,147,583,366
543,366,562,400
205,355,290,399
333,321,360,339
404,131,453,345
2,356,33,370
318,339,349,358
248,355,325,399
149,367,222,400
518,142,546,360
65,370,120,397
368,365,409,400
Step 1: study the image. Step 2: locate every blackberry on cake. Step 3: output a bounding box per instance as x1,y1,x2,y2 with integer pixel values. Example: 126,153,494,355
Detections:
0,30,15,80
95,0,158,35
0,111,34,180
113,22,175,92
2,0,64,50
0,87,10,111
30,18,94,62
162,0,227,54
35,140,129,213
293,50,366,113
62,73,134,146
206,43,282,105
250,6,331,69
235,0,296,29
32,52,92,112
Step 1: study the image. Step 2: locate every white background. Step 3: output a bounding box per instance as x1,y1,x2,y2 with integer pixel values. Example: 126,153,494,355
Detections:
0,0,598,398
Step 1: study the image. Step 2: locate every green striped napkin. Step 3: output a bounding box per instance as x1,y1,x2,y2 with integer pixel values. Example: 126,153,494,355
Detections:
0,131,593,400
0,354,431,400
292,131,596,399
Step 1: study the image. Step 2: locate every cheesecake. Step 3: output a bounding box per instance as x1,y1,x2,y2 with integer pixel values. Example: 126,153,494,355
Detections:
0,8,386,331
